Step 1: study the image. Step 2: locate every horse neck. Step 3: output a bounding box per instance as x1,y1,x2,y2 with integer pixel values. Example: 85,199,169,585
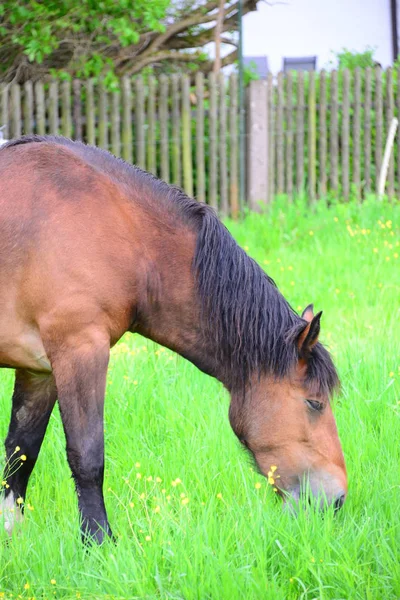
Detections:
133,219,225,383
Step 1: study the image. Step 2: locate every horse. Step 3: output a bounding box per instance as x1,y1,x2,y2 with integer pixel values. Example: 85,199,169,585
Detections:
0,135,347,544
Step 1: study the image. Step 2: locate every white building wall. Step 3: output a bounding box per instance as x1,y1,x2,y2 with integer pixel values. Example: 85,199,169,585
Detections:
243,0,392,73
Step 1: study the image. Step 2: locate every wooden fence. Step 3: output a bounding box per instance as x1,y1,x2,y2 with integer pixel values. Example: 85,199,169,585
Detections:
248,66,400,207
1,67,400,216
0,74,240,217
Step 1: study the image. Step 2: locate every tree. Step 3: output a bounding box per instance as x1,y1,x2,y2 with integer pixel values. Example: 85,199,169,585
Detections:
0,0,259,83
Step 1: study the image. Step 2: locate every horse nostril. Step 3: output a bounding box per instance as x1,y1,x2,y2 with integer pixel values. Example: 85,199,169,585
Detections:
334,492,346,511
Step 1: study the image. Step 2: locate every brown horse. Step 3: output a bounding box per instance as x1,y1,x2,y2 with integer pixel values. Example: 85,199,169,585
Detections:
0,136,347,543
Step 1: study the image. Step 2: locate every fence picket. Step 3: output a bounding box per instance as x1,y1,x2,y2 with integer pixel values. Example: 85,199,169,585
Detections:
23,81,34,134
1,84,9,139
196,72,205,202
386,67,394,199
159,75,170,182
209,73,218,210
181,74,193,196
135,77,145,169
318,70,327,197
375,67,383,194
11,84,21,138
171,74,181,186
61,80,72,138
353,68,361,200
276,72,284,194
267,73,275,201
86,80,95,146
219,74,228,215
49,81,58,135
296,71,304,193
98,81,108,150
73,80,82,141
147,76,156,174
286,72,293,199
308,71,316,201
342,69,350,201
329,71,338,192
35,81,45,135
229,73,239,217
111,90,121,157
122,76,132,163
364,68,372,193
397,67,400,195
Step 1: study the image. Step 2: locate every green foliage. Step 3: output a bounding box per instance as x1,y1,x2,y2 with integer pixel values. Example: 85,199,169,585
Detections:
0,198,399,598
334,47,377,70
0,0,170,79
243,60,261,86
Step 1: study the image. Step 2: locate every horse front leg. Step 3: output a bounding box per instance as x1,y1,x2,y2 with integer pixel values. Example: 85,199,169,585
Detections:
2,370,57,536
48,328,112,545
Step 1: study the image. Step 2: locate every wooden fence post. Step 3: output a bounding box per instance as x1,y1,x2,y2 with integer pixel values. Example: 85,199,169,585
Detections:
342,69,350,201
353,68,361,200
364,68,372,193
11,84,21,138
35,82,45,135
219,73,228,216
267,73,275,202
286,72,293,200
208,73,218,210
308,71,317,202
159,75,170,182
247,79,268,209
23,81,34,135
319,70,327,198
196,72,205,202
122,76,133,163
276,72,284,195
329,71,338,192
375,66,383,194
229,73,239,218
181,74,193,196
296,71,305,193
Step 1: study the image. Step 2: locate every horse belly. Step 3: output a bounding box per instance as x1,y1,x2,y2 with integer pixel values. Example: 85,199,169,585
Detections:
0,318,51,373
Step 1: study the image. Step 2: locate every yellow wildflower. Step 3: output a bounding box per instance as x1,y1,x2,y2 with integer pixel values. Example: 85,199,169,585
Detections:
255,482,262,489
181,497,190,506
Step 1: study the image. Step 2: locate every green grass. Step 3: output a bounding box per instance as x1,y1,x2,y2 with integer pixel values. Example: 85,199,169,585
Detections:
0,197,399,600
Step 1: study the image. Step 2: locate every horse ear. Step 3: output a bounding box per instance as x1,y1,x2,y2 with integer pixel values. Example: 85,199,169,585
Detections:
301,304,314,322
297,311,322,356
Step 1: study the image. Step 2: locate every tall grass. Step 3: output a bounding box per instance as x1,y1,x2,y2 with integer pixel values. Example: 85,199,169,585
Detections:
0,197,399,599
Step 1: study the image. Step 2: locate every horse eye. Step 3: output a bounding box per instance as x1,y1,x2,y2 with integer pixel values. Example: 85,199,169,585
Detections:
306,399,323,412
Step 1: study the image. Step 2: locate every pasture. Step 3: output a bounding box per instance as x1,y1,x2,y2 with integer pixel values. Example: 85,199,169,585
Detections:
0,196,399,600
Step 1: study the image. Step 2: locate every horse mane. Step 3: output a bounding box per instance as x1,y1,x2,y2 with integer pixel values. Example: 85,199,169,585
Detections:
193,209,339,394
2,135,339,395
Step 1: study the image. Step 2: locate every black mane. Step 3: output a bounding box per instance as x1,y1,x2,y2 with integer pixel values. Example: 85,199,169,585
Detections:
3,135,339,395
194,208,339,393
